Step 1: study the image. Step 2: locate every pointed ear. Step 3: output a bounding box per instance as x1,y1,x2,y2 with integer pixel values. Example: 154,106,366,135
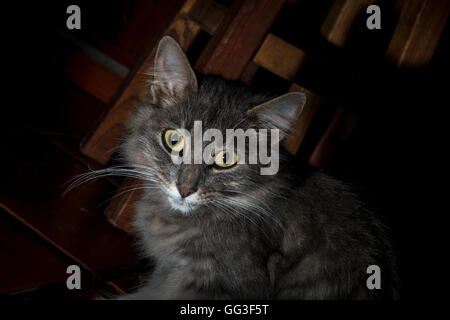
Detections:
150,36,198,106
247,92,306,141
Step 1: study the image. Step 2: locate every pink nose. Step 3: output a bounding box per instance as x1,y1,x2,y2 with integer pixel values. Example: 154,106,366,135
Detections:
176,184,195,198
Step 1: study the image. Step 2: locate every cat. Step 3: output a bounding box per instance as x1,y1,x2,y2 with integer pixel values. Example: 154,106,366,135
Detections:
107,36,398,299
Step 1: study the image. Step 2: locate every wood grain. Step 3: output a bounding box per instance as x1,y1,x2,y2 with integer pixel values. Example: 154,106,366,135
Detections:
195,0,286,79
320,0,376,47
385,0,450,68
113,0,186,64
311,0,449,168
253,33,308,81
308,0,376,167
239,60,260,84
0,132,139,272
308,107,358,167
189,0,228,35
252,35,322,155
0,212,69,294
65,50,124,104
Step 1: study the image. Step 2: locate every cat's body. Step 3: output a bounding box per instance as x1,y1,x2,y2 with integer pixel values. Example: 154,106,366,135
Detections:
128,164,396,299
116,37,398,299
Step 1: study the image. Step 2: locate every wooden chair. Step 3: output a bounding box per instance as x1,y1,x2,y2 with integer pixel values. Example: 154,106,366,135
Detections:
78,0,449,232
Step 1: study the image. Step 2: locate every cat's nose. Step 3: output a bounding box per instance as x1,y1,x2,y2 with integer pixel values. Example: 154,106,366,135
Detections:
176,184,196,198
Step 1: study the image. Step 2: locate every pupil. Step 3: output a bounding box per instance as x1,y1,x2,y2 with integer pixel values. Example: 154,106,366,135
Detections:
171,134,179,145
223,153,228,163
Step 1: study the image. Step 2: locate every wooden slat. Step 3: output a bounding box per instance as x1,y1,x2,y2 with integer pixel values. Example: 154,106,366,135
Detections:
0,212,69,294
114,0,186,62
24,99,97,140
51,140,117,186
189,0,228,35
65,84,107,118
309,107,358,167
65,50,124,104
320,0,376,47
195,0,286,79
253,33,308,82
89,35,137,69
385,0,450,68
306,0,376,167
252,34,323,155
0,132,138,272
25,84,107,140
81,0,203,164
239,61,260,84
310,0,450,168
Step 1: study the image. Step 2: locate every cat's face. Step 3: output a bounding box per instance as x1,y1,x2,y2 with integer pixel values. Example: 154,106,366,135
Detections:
121,36,306,214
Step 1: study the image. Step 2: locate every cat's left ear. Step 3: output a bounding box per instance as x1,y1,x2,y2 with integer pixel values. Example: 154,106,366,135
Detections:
247,92,306,141
150,36,198,106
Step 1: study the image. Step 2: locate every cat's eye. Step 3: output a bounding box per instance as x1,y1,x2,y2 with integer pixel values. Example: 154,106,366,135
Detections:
214,150,238,168
164,129,184,152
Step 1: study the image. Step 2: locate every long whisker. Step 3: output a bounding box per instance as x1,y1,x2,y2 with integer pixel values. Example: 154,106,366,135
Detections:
96,183,161,208
62,165,160,197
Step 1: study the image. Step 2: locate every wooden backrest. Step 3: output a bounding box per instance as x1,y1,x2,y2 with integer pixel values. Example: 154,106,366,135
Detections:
78,0,449,231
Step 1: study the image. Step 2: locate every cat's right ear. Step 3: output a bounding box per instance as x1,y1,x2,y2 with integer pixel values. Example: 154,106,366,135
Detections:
247,92,306,141
150,36,198,106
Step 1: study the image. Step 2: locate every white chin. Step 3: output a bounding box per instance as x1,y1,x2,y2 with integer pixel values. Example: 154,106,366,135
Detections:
167,197,197,214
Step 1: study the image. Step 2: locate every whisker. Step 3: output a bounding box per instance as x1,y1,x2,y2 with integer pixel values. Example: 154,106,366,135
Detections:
96,183,160,208
62,166,160,197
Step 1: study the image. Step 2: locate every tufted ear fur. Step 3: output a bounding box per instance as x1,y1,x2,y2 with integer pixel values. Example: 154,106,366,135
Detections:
150,36,198,106
247,92,306,141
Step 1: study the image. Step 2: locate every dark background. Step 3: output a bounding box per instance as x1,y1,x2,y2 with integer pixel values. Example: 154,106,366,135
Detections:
1,0,448,299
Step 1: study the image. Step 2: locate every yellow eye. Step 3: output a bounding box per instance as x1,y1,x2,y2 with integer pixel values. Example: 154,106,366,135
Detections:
164,129,184,152
215,150,238,168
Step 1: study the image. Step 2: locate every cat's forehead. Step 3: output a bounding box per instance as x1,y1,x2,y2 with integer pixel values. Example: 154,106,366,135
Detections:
179,100,242,130
174,76,273,130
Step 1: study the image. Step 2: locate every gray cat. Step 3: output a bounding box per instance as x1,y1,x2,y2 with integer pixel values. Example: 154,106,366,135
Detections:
108,36,398,299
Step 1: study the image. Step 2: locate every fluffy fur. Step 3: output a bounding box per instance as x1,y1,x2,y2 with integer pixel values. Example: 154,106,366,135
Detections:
112,37,398,299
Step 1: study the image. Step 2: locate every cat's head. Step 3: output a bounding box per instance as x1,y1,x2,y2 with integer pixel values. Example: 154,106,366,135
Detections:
121,36,306,214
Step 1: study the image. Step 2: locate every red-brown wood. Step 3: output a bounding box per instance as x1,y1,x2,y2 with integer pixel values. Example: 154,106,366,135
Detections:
195,0,286,79
308,107,358,167
114,0,186,63
310,0,450,168
239,61,260,85
385,0,450,69
24,85,106,140
0,212,69,294
65,50,124,104
0,132,139,272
